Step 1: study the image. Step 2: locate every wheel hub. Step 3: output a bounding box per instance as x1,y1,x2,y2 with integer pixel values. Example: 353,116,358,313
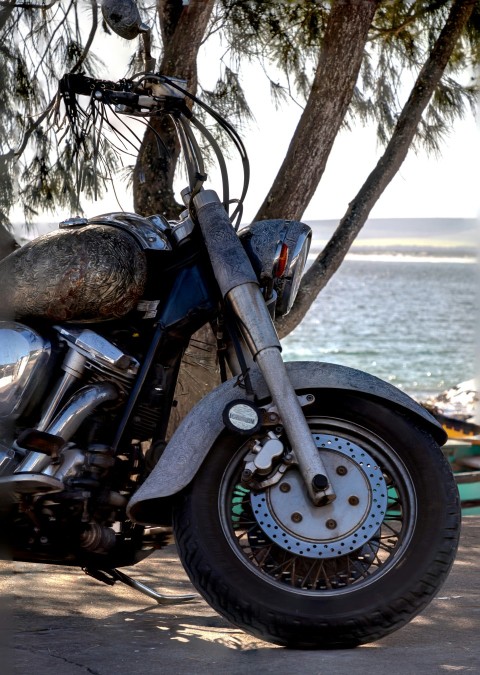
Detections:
250,434,387,559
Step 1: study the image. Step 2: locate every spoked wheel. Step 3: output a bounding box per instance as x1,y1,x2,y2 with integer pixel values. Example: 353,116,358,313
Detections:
234,429,407,590
173,393,460,648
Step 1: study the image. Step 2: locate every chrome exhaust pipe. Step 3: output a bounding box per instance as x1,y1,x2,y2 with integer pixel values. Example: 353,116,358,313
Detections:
14,382,119,475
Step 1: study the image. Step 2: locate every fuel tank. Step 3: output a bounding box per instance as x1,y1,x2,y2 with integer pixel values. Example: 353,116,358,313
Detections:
0,224,148,322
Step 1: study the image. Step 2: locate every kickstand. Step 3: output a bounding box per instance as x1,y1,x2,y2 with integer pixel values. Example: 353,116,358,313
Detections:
84,567,198,605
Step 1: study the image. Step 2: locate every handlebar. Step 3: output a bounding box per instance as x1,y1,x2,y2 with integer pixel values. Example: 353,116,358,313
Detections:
59,70,250,222
60,73,187,116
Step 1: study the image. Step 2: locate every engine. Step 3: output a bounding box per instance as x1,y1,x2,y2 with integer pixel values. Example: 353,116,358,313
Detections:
0,320,145,563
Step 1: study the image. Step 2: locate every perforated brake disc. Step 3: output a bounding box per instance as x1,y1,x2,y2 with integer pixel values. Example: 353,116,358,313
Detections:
250,434,388,559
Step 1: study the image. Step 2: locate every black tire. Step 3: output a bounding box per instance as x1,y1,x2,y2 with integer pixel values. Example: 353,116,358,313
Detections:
173,392,460,648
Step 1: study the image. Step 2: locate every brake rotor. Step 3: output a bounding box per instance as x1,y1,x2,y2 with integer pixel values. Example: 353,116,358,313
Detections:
250,433,387,559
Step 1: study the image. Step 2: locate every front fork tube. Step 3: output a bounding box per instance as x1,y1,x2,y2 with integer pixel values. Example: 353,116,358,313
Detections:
227,282,335,505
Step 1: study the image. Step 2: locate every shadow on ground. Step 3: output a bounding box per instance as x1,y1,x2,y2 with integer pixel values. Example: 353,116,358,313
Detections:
1,518,479,675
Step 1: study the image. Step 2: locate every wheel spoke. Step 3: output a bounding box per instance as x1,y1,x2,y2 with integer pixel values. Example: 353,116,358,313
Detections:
265,553,296,577
234,523,260,542
221,417,415,595
381,521,402,536
311,559,328,588
299,559,319,589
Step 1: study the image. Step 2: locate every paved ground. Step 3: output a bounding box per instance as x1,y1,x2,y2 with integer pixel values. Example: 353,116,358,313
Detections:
1,517,479,675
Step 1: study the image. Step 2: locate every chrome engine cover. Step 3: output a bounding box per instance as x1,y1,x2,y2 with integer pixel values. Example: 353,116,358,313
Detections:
0,321,51,420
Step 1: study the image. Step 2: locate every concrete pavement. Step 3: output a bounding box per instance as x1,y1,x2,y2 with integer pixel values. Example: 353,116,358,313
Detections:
1,517,479,675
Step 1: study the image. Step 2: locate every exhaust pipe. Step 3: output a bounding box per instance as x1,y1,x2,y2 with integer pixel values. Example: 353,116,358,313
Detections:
14,382,119,475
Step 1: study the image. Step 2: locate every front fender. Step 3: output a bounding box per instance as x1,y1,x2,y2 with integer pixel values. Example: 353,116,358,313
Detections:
127,361,445,524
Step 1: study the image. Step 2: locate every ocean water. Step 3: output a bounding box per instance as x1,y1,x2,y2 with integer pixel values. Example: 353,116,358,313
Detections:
282,250,477,400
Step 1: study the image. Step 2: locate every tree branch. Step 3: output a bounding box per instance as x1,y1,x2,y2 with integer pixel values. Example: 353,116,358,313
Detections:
0,0,17,30
0,0,98,164
70,0,98,73
253,0,381,222
0,100,55,162
32,0,74,80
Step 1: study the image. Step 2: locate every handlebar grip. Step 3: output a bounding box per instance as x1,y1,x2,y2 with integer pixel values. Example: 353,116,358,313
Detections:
193,190,258,298
60,73,100,96
60,73,127,97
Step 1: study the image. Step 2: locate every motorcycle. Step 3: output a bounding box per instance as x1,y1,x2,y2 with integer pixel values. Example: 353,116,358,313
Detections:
0,49,460,649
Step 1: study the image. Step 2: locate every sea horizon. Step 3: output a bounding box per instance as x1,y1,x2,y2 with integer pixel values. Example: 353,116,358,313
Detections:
12,215,479,245
12,215,478,268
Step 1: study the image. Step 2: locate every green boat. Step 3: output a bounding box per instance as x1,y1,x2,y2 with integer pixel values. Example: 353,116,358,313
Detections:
422,381,480,515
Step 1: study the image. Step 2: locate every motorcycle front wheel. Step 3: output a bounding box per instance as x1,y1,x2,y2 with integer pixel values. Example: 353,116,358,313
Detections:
173,392,460,648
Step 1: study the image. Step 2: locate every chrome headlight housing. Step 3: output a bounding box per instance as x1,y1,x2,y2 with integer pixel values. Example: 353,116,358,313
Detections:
240,219,311,317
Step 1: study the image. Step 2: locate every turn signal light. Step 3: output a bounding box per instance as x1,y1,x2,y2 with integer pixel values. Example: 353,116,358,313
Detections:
275,243,289,278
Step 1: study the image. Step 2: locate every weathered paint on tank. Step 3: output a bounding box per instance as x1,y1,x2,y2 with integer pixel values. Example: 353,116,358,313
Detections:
0,225,147,322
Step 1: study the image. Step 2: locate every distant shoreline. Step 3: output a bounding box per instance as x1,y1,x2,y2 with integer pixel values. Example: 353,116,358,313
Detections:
306,216,478,249
309,242,477,257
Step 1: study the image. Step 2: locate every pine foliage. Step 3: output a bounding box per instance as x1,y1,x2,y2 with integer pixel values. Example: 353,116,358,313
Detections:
1,0,479,227
216,1,479,150
0,0,108,227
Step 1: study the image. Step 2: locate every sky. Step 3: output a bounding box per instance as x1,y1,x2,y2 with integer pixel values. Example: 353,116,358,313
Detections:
98,31,480,226
206,76,479,224
196,35,480,225
13,14,479,230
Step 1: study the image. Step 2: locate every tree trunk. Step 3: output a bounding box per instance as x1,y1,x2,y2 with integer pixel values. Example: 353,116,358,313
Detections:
253,0,380,222
166,329,219,438
133,0,219,429
276,0,476,338
0,1,16,32
133,0,215,218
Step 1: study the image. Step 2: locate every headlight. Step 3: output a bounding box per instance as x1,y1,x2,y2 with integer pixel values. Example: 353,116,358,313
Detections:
240,219,312,316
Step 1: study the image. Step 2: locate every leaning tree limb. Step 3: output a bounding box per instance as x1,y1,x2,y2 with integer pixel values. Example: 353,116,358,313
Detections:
253,0,381,223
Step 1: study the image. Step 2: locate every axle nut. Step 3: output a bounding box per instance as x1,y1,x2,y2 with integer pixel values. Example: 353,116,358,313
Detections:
312,474,329,491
